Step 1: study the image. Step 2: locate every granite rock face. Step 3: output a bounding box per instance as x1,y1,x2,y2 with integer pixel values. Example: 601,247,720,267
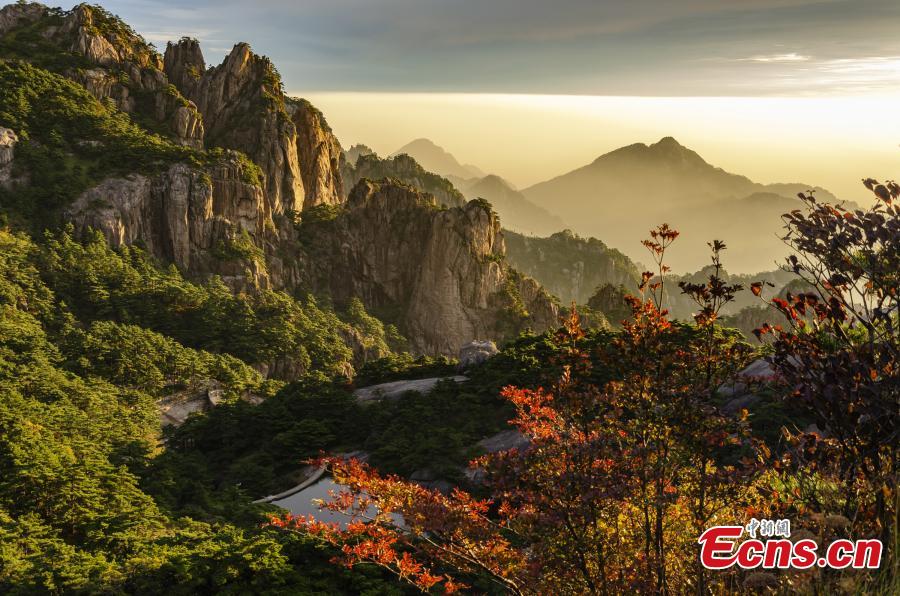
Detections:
287,98,345,208
66,154,270,290
162,36,205,98
164,40,347,216
167,42,304,216
300,180,558,354
3,4,206,148
0,127,17,188
0,2,45,35
343,153,466,208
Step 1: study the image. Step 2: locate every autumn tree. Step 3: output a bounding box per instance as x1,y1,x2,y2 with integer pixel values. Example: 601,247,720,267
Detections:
753,179,899,579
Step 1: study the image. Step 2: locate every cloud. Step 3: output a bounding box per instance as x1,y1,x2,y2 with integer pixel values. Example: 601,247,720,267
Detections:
811,56,900,91
742,53,812,63
97,0,900,96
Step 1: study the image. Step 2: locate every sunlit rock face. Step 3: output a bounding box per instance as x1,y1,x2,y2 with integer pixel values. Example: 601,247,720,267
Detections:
66,155,270,291
164,40,348,216
287,97,345,209
297,179,558,355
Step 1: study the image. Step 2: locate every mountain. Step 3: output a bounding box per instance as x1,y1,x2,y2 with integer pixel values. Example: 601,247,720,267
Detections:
0,2,557,362
462,174,567,236
342,152,467,207
299,180,558,354
504,229,641,306
391,138,484,180
347,147,566,236
344,143,375,166
522,137,843,273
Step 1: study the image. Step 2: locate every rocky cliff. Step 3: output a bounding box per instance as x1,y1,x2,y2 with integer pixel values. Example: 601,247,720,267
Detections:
164,41,303,217
163,39,345,215
299,180,558,354
2,2,561,359
65,152,270,290
0,3,205,148
287,97,345,208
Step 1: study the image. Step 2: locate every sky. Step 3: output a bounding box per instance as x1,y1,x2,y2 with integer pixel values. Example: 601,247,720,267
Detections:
96,0,900,199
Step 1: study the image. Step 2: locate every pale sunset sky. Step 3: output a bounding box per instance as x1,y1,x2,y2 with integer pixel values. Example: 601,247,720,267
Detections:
98,0,900,201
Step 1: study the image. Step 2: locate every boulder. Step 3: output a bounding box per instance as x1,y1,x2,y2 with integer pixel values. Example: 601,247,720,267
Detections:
465,429,530,484
476,429,529,453
0,127,17,188
458,340,499,368
353,375,468,403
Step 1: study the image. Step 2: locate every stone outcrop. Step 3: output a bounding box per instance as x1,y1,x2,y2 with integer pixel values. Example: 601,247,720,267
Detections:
0,2,45,35
165,41,303,216
162,37,205,98
344,153,467,208
62,5,204,148
0,127,17,188
353,376,468,403
344,144,375,167
2,4,205,148
287,98,344,208
300,180,558,354
164,40,347,215
66,153,270,289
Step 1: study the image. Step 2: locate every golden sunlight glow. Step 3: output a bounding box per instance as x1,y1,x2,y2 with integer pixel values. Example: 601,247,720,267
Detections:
300,92,900,203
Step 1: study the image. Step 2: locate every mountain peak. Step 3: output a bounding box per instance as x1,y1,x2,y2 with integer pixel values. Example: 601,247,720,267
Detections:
391,138,484,179
594,135,708,169
405,137,440,149
653,136,684,149
471,173,516,191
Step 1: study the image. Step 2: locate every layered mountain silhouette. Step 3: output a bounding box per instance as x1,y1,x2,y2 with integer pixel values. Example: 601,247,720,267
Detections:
391,138,484,180
384,139,566,236
458,174,566,236
522,137,843,273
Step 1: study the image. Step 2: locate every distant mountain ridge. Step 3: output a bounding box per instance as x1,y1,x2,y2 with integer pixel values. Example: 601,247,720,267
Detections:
504,229,640,306
391,138,484,180
522,137,845,273
358,140,568,236
459,174,566,236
